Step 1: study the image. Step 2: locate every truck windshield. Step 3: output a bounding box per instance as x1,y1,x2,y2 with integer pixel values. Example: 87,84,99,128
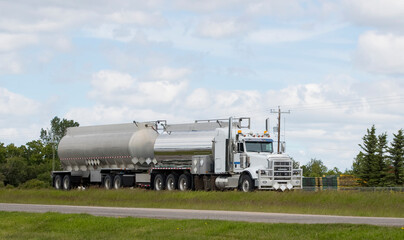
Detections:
245,141,273,153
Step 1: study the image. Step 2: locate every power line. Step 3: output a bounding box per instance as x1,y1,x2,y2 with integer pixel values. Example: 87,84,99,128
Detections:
212,94,404,119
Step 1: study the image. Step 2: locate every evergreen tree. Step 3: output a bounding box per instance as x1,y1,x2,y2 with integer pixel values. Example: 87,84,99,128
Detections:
373,133,387,186
387,129,404,185
352,151,364,176
358,125,378,186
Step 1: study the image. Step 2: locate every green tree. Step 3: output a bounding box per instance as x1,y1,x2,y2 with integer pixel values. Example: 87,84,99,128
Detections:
358,125,379,186
5,143,24,158
40,116,79,145
0,156,28,186
352,151,364,176
387,129,404,185
326,167,341,176
302,158,328,177
0,143,6,164
24,140,49,165
371,133,387,186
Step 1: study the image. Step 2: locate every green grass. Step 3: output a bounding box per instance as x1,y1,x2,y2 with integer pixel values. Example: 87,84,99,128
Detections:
0,188,403,217
0,211,403,240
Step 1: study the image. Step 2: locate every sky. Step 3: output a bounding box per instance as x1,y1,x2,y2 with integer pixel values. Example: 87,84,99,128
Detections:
1,0,404,171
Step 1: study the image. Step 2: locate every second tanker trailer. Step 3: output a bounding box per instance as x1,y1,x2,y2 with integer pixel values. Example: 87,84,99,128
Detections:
53,117,302,192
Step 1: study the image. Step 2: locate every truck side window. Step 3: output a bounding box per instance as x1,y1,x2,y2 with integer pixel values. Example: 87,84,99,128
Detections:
237,142,244,152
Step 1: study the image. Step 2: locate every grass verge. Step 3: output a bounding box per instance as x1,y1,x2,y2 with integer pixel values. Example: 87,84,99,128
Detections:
1,188,403,217
1,211,403,240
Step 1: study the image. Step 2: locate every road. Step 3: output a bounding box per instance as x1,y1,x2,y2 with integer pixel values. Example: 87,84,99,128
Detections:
0,203,403,226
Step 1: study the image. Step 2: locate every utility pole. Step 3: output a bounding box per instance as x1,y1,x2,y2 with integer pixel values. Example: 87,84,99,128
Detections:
49,128,55,172
270,106,290,153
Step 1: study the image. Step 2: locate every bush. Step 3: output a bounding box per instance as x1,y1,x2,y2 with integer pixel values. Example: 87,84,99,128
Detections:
0,181,4,188
37,172,52,186
19,179,48,189
5,184,15,189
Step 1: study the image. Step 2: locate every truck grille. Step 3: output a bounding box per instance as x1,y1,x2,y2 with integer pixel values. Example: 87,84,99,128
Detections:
274,172,291,176
274,162,290,166
273,161,292,179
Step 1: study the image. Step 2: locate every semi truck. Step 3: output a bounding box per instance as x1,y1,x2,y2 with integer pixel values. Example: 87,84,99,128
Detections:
52,117,302,192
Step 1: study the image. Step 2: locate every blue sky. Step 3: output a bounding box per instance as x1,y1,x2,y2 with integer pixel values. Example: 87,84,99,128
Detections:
1,0,404,170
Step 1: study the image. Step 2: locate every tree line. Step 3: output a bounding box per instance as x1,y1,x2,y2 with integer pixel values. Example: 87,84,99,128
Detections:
301,126,404,187
0,117,78,188
1,117,403,188
352,126,404,186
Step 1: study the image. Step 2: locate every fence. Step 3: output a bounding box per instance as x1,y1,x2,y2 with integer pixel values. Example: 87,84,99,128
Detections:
301,175,404,192
301,186,404,192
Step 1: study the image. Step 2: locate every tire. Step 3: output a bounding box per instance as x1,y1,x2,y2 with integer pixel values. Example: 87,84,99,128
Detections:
54,175,62,190
154,174,165,191
62,175,71,190
178,174,191,191
166,174,178,191
104,175,112,190
239,174,254,192
113,175,122,190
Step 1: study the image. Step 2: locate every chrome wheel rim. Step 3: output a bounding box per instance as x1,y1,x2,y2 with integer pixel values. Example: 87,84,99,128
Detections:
104,178,111,189
55,178,61,189
63,178,69,189
179,178,187,191
155,178,162,190
114,178,121,189
167,178,174,190
242,180,249,192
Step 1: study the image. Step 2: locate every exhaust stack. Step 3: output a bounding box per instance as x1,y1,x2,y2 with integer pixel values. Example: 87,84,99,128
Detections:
227,117,234,173
265,118,270,132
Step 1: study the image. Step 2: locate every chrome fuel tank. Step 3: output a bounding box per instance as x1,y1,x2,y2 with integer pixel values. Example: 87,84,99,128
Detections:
153,130,220,161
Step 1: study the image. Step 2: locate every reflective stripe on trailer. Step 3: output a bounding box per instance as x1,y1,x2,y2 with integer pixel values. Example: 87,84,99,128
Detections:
150,167,191,173
151,167,191,170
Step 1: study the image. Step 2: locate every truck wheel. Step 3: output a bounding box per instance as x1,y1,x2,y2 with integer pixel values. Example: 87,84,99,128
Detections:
104,175,112,190
54,175,62,190
113,175,122,189
154,174,165,191
166,174,178,191
178,174,191,191
239,174,254,192
62,175,71,190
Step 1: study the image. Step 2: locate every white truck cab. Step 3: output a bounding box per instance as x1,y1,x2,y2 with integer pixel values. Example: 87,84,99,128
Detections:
233,132,302,191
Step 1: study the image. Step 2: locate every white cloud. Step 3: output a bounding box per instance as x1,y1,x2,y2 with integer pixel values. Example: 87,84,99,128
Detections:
247,24,344,44
89,70,188,106
0,53,23,74
173,0,241,12
0,33,38,52
342,0,404,31
0,87,41,116
149,67,191,81
66,105,183,127
354,31,404,75
107,10,166,27
195,18,248,39
0,87,45,145
185,88,211,109
246,0,306,18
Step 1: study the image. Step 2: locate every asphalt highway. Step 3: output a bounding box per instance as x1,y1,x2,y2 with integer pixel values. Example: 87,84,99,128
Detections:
0,203,403,226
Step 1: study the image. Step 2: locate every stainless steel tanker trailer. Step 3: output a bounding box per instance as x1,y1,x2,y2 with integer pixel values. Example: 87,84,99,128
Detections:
52,117,302,192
